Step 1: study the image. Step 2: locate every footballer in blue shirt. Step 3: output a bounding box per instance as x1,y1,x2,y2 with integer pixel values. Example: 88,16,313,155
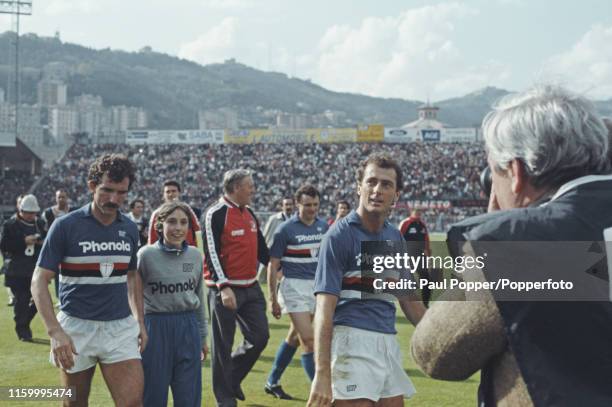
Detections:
308,153,426,407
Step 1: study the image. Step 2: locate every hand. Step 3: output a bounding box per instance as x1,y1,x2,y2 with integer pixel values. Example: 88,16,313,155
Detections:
201,343,209,361
220,287,237,310
138,323,148,353
269,299,282,319
307,373,333,407
50,328,78,370
24,235,38,245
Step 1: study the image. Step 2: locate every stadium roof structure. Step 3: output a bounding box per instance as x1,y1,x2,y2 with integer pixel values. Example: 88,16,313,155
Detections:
0,137,42,175
401,117,448,129
401,103,449,129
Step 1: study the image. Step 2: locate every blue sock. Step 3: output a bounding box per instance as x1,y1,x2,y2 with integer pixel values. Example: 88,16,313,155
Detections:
267,341,297,386
301,352,315,381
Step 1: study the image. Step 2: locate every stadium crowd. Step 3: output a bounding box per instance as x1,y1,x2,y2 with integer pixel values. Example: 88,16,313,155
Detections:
32,142,487,231
0,170,37,207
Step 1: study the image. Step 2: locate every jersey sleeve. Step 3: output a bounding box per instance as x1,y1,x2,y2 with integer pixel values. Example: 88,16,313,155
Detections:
314,228,346,297
203,205,229,287
269,224,288,259
36,218,67,273
136,246,147,279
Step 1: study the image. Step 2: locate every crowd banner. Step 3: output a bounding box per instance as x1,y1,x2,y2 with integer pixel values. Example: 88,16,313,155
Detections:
224,129,253,144
396,200,453,210
128,126,480,145
443,128,478,142
127,129,224,144
384,127,478,143
383,128,419,143
421,129,441,142
357,124,384,142
224,128,358,144
317,128,357,143
396,199,487,211
251,128,317,143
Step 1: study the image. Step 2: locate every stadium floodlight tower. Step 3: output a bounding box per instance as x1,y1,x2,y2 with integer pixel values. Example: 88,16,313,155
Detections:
0,0,32,141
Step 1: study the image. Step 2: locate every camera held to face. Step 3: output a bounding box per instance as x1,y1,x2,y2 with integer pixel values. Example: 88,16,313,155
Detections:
480,167,492,197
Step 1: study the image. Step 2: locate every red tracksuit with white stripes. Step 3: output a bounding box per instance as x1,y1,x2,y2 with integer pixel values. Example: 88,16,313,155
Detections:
202,196,270,406
203,197,269,288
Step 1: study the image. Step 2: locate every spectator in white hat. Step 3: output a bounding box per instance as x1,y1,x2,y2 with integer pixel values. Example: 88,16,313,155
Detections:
0,194,46,341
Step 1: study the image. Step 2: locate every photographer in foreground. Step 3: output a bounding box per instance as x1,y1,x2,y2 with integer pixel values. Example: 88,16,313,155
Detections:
411,85,612,406
0,194,46,341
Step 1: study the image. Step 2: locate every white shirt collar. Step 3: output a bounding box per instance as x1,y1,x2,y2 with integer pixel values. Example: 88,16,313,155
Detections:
127,212,142,222
550,174,612,202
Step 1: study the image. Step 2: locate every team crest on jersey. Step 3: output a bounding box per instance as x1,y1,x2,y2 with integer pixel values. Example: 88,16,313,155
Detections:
183,263,194,273
119,230,126,237
250,220,257,232
100,262,114,278
317,227,322,232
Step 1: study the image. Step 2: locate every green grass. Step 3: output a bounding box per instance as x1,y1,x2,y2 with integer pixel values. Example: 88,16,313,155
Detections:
0,234,478,406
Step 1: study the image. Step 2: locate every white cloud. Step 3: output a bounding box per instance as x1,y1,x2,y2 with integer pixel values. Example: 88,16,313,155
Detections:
496,0,527,6
542,24,612,99
45,0,104,16
179,18,239,64
306,3,508,101
177,2,513,100
199,0,256,10
179,19,299,74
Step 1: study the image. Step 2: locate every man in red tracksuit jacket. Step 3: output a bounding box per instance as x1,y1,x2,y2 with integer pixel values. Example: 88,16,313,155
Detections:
203,169,270,407
399,209,432,306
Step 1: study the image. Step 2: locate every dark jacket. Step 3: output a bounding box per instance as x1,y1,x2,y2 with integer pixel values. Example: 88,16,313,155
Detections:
0,215,46,281
441,176,612,407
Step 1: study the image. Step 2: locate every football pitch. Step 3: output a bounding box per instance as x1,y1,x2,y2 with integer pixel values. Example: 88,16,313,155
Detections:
0,234,479,406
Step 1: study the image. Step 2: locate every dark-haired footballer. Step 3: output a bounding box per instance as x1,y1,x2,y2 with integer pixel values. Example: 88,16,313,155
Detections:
32,154,145,407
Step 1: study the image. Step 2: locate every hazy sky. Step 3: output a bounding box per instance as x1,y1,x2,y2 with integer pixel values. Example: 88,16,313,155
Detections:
6,0,612,101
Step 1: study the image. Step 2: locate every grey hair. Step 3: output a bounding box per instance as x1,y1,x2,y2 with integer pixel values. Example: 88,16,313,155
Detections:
483,85,610,189
223,169,252,194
